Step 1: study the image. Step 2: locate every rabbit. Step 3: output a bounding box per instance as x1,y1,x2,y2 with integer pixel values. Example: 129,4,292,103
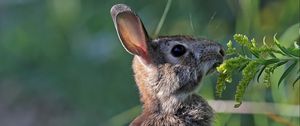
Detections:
110,4,225,126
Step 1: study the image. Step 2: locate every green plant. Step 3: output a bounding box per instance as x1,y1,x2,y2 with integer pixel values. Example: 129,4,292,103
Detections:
216,34,300,107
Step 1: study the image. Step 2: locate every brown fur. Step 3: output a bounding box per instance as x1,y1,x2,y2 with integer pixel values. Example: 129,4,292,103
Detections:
111,4,225,126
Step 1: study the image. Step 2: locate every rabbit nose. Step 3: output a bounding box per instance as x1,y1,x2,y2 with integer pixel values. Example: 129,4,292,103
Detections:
207,43,225,57
218,48,225,57
212,43,225,57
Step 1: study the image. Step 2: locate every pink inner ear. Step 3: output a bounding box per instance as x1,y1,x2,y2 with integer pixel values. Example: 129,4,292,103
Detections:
116,11,150,63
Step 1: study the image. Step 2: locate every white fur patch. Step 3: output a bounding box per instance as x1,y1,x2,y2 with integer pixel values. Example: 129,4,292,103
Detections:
159,94,188,113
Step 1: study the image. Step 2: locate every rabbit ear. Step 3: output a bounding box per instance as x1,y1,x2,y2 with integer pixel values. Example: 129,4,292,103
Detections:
111,4,150,62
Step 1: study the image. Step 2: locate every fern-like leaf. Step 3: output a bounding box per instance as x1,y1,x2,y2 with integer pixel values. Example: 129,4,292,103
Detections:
293,75,300,87
278,60,297,87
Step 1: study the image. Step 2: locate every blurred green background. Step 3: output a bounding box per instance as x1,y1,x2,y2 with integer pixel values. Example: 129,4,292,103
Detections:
0,0,299,126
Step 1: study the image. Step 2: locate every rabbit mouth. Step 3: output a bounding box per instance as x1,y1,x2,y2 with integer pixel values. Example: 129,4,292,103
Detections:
206,61,222,75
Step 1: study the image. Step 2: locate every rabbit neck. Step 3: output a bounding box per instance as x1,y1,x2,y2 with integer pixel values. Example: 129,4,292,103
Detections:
158,93,189,114
132,56,190,114
133,56,160,113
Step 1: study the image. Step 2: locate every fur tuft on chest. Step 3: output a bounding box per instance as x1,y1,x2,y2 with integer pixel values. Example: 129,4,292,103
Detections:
175,94,214,126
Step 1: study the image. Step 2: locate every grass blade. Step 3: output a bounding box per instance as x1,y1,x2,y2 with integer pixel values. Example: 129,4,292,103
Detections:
262,59,280,65
272,60,289,70
256,60,288,83
268,52,277,58
257,65,266,83
153,0,172,37
288,47,300,57
278,60,297,87
273,35,295,57
292,75,300,87
250,50,260,58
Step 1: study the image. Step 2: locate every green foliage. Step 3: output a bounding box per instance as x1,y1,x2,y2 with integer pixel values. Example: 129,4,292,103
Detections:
1,0,299,125
216,34,300,107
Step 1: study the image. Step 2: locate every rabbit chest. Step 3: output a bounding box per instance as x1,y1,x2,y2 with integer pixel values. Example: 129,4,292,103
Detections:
175,94,213,126
135,94,213,126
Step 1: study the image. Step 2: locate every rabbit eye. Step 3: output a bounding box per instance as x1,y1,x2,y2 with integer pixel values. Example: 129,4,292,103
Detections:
171,45,186,57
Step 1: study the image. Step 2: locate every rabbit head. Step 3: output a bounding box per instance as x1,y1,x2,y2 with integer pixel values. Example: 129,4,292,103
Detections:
111,4,224,113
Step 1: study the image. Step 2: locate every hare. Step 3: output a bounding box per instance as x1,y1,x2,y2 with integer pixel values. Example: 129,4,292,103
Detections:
110,4,225,126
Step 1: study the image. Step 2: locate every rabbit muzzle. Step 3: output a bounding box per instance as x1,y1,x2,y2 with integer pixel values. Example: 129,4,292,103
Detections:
198,43,225,75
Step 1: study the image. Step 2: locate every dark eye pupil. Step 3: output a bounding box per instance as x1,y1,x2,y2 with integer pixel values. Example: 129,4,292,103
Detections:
171,45,186,57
